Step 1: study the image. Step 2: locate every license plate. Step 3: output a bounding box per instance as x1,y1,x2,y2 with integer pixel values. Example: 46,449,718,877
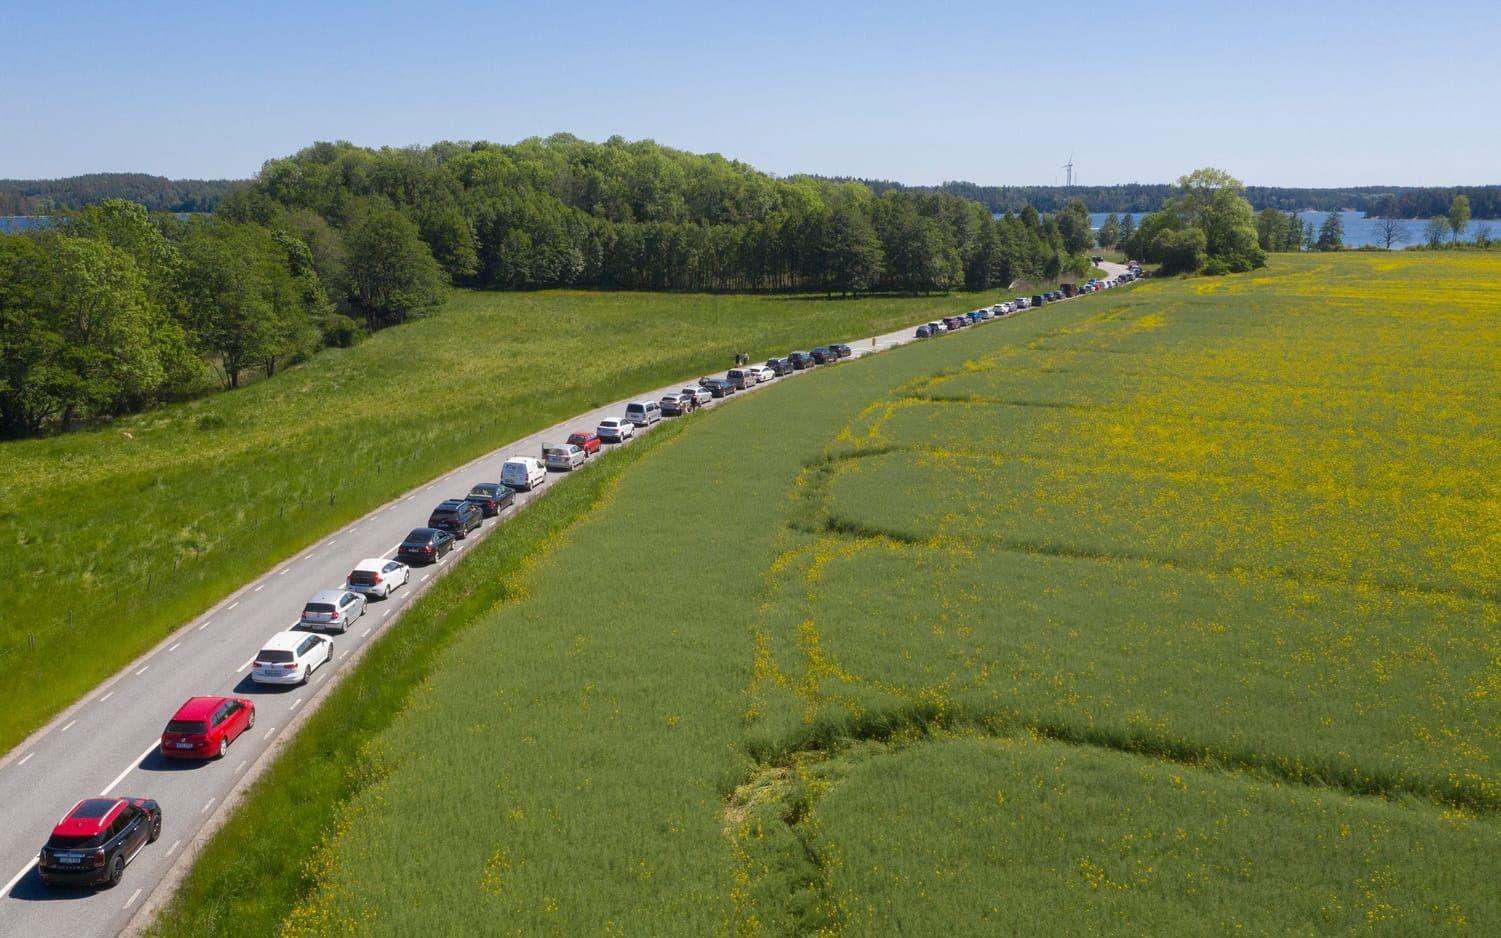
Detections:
56,855,80,864
175,741,194,749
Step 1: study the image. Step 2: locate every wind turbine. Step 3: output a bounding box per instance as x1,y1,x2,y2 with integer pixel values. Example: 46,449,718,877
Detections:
1061,152,1075,190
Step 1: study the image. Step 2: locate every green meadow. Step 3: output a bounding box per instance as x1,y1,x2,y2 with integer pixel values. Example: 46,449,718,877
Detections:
152,253,1501,935
0,289,953,754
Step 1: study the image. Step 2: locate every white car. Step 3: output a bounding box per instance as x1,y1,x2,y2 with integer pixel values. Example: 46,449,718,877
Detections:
682,386,712,406
299,589,366,633
928,321,947,333
502,456,547,491
543,443,586,471
347,558,410,599
251,631,333,685
597,418,635,442
747,364,775,383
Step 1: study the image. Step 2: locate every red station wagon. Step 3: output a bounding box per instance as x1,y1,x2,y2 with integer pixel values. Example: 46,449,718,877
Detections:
566,431,601,456
160,695,255,760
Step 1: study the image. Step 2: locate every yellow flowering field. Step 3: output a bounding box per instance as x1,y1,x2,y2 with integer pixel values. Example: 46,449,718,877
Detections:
163,253,1501,935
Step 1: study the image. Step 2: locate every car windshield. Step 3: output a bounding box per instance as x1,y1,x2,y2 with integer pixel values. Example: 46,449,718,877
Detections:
258,649,294,663
47,833,104,850
430,510,457,520
165,719,208,734
303,603,335,614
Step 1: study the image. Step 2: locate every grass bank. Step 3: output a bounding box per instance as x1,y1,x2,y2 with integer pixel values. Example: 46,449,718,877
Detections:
0,288,974,754
151,253,1501,933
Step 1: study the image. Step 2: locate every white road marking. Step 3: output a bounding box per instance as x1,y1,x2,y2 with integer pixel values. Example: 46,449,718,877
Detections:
262,726,276,740
17,752,34,766
236,759,248,774
326,539,337,547
134,665,149,676
199,619,212,630
61,720,76,732
278,567,289,576
237,657,254,673
201,797,216,815
253,584,265,592
2,859,37,896
124,887,142,909
100,741,161,797
99,691,115,703
289,698,303,712
338,650,348,660
361,628,372,638
382,609,391,618
165,838,182,857
168,642,181,652
421,573,430,582
227,601,239,611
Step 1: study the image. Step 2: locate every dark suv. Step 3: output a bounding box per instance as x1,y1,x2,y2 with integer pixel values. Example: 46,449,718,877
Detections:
830,343,853,359
397,527,455,564
428,499,482,538
38,797,161,888
810,346,836,364
788,351,813,370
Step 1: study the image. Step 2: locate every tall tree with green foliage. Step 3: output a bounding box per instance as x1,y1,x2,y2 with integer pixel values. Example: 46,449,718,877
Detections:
1316,212,1344,251
1448,194,1471,244
1097,213,1120,249
1117,213,1136,253
344,207,449,331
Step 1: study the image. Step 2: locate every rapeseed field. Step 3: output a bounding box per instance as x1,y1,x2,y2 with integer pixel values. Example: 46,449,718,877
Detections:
164,253,1501,935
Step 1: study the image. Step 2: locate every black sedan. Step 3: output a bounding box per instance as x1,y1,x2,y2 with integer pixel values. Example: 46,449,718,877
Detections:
701,378,736,398
396,527,455,565
464,483,516,517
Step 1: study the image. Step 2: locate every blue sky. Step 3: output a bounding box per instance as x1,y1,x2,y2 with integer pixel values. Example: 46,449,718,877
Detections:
3,1,1498,186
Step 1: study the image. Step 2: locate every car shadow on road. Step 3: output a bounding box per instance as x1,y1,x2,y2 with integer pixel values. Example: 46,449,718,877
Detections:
229,675,298,696
136,749,209,774
6,865,96,902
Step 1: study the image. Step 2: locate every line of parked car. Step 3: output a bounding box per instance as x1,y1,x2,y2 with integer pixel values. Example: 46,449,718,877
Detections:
915,265,1144,338
31,332,878,889
36,277,1164,890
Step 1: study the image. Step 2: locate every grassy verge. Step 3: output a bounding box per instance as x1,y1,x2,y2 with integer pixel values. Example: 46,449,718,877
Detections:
1,288,979,754
142,416,689,937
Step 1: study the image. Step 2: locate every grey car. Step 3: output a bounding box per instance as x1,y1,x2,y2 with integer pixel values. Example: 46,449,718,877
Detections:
299,589,366,633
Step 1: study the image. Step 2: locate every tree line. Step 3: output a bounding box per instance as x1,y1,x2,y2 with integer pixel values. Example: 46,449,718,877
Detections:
0,174,232,215
0,134,1094,438
843,179,1501,218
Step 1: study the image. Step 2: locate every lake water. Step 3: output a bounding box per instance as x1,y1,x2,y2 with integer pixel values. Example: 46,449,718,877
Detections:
1087,211,1497,249
0,216,53,233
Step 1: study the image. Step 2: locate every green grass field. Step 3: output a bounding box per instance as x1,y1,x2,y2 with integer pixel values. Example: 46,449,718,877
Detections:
0,289,965,755
150,253,1501,935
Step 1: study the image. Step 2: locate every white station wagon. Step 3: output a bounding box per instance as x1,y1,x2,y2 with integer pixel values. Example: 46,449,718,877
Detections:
251,631,333,686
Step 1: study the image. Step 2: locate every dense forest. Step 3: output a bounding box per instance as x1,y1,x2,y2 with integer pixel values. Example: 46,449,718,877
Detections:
0,134,1092,439
0,173,233,215
847,180,1501,218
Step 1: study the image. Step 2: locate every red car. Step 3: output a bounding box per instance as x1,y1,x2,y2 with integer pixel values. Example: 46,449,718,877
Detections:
160,696,255,760
38,797,161,887
566,431,601,456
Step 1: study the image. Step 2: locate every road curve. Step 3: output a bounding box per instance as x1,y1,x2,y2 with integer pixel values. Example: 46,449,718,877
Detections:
0,280,1136,937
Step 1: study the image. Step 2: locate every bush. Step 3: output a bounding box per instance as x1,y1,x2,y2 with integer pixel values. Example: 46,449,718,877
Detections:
321,313,364,348
1152,228,1208,276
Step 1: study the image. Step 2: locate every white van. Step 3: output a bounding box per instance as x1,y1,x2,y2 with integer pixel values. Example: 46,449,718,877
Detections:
624,400,661,427
502,456,546,491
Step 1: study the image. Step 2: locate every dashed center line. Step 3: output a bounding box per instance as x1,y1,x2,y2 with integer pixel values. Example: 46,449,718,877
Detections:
168,642,182,652
227,601,239,611
237,657,254,673
199,619,212,630
99,691,115,703
60,720,76,732
253,584,265,592
17,752,34,766
134,665,150,676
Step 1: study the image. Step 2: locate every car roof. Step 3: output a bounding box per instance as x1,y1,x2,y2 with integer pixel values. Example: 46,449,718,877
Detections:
434,499,468,509
352,557,394,571
171,696,228,721
55,798,125,835
405,527,438,539
308,589,350,603
261,630,313,652
599,418,621,424
504,456,537,464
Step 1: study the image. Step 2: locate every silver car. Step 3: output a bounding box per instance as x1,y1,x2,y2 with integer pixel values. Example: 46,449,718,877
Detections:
299,589,366,633
682,386,712,406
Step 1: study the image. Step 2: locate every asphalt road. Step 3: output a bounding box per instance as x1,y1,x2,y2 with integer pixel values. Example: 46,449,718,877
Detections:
0,273,1136,936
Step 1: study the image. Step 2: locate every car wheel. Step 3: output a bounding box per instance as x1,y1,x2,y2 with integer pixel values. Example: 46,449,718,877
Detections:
216,736,227,759
247,708,256,730
148,813,161,843
299,667,309,686
105,854,125,888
